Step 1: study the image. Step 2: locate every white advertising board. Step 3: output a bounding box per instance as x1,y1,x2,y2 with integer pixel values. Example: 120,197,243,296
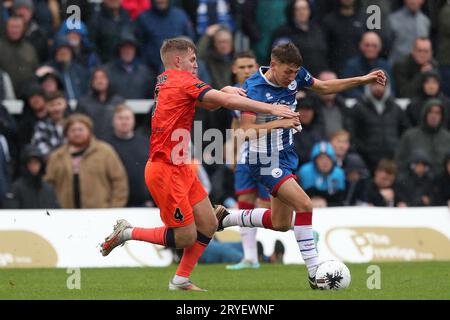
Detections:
0,207,449,268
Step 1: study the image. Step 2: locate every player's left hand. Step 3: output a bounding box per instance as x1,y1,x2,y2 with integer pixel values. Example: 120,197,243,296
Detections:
221,86,247,96
364,70,387,86
271,105,299,118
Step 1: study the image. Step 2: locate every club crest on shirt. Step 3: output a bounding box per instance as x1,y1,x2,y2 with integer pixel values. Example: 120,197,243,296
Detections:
271,168,283,178
288,80,297,90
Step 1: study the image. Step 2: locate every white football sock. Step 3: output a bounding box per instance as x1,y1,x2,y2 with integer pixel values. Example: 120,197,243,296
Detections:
222,208,268,228
294,224,319,278
172,274,189,285
240,227,258,263
122,228,133,241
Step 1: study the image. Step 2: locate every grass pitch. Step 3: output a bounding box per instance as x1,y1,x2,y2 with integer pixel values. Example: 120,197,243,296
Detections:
1,262,449,300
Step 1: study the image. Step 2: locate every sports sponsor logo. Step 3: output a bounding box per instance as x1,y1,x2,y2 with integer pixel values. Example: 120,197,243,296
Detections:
325,227,450,263
0,231,58,267
195,82,207,89
288,80,297,91
305,73,311,82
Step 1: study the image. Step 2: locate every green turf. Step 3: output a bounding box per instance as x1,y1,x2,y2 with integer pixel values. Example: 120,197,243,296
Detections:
1,262,449,300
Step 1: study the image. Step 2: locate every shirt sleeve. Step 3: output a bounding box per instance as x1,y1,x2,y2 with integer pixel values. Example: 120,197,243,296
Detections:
296,67,314,88
241,81,257,116
183,74,212,101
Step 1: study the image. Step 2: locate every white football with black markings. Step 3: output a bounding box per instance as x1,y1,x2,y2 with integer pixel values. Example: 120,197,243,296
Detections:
315,260,351,290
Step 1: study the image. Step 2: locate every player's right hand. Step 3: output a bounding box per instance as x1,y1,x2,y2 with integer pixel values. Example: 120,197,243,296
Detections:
271,104,299,118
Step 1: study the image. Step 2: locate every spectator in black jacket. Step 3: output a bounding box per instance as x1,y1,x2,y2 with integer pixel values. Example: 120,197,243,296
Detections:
397,149,434,207
104,32,156,99
349,74,410,171
406,70,450,129
321,0,366,74
3,144,59,209
45,35,89,100
393,37,439,98
366,159,406,207
395,99,450,177
343,152,369,206
76,67,125,140
270,0,328,77
18,83,48,149
88,0,134,63
105,104,151,207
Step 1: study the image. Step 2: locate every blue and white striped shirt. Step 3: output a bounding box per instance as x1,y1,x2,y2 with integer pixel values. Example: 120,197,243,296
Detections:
242,66,314,154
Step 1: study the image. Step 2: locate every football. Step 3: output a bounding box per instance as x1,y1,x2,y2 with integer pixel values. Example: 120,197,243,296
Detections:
315,260,351,290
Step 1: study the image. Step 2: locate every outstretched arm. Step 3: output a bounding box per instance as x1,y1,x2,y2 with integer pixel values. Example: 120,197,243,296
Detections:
196,86,247,110
309,70,386,95
200,89,298,118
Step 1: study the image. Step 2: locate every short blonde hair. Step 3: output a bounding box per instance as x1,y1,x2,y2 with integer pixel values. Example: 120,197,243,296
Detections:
330,129,350,141
113,103,134,115
160,37,197,65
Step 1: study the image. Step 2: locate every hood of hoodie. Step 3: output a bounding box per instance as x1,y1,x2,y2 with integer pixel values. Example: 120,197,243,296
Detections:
408,149,432,167
57,20,93,50
151,0,172,16
296,95,322,128
420,98,447,132
406,149,433,179
311,141,337,163
363,70,392,111
21,82,46,116
115,31,140,59
416,70,443,100
345,153,369,178
20,145,45,187
37,70,65,91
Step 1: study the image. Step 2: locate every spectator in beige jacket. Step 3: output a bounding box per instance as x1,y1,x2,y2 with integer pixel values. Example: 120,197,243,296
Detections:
45,113,129,208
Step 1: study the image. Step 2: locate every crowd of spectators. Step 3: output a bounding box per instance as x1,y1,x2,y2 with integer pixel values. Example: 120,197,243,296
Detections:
1,0,450,210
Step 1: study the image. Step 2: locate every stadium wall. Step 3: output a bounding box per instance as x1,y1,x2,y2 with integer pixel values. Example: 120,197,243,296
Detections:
0,207,449,268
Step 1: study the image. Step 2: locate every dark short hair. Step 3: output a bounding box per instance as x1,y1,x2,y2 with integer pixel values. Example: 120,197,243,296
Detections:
375,159,397,175
271,42,303,67
232,51,257,64
45,91,66,102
